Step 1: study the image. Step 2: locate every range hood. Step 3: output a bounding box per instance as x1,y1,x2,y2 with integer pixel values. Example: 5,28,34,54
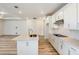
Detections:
54,19,64,25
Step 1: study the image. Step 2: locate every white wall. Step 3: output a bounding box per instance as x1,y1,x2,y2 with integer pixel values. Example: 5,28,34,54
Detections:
26,18,44,35
0,20,3,35
36,19,44,35
3,20,27,35
1,18,44,36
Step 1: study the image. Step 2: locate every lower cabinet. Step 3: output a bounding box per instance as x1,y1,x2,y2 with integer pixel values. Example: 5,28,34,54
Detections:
48,35,79,55
17,40,38,55
62,42,69,55
57,39,63,54
68,47,79,55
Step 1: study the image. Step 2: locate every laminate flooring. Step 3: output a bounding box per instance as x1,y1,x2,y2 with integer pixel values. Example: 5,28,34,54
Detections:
0,35,18,55
39,36,59,55
0,35,58,55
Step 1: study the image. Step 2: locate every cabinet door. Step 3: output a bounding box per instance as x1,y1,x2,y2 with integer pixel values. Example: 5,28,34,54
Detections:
69,47,79,55
48,35,56,47
62,42,69,55
77,4,79,29
52,36,59,50
64,4,77,30
17,40,38,55
57,39,63,54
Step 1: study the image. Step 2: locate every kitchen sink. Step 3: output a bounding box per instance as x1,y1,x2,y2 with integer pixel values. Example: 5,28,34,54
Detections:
29,34,37,37
53,34,67,37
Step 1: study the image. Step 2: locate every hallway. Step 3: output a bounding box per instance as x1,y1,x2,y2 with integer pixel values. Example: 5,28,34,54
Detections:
39,36,59,55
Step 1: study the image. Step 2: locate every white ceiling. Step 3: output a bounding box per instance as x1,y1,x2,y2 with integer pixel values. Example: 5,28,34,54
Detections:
0,3,66,19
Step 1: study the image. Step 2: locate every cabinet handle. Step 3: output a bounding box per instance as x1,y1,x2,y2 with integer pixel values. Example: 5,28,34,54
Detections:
26,42,29,46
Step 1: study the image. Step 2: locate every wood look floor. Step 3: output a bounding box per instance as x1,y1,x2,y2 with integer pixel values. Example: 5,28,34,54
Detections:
0,35,58,55
39,36,58,55
0,35,17,55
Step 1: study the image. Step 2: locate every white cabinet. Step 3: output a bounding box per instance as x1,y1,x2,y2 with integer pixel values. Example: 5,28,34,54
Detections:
57,39,63,54
77,4,79,23
64,4,77,30
77,4,79,29
52,35,59,51
48,35,56,48
68,47,79,55
62,42,69,55
17,40,38,55
55,11,64,21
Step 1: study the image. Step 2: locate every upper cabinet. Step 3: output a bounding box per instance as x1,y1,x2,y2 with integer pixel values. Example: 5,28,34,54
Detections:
48,3,79,30
64,4,77,30
55,11,64,21
52,3,79,30
77,4,79,29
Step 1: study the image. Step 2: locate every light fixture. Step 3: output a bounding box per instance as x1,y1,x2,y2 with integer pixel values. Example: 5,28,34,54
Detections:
14,6,18,8
40,8,44,15
4,17,22,19
0,11,7,15
18,10,22,14
41,11,44,15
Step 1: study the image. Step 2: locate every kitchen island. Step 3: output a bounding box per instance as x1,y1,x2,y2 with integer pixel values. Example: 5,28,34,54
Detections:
12,34,39,55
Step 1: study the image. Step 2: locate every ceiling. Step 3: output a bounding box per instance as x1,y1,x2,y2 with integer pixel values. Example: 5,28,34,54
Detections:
0,3,66,20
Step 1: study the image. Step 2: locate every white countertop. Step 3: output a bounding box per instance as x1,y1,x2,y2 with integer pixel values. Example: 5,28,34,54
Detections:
49,33,79,50
12,34,39,41
59,37,79,50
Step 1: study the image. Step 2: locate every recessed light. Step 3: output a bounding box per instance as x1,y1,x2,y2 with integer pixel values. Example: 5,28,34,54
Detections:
18,10,22,14
0,12,7,15
14,6,18,8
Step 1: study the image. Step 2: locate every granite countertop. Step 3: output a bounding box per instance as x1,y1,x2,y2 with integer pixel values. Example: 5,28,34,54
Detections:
12,34,39,41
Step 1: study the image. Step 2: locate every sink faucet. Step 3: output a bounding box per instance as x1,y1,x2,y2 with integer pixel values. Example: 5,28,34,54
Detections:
28,29,33,35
